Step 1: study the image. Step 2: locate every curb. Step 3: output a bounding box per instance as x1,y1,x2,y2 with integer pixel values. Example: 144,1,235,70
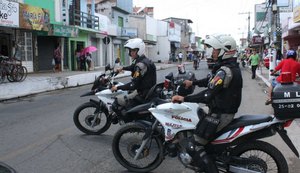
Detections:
0,63,181,101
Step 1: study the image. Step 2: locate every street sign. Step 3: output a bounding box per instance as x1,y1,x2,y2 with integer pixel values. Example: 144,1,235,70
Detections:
103,37,110,44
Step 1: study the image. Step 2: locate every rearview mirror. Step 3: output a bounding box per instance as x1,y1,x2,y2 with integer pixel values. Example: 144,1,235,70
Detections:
105,64,111,71
165,72,174,81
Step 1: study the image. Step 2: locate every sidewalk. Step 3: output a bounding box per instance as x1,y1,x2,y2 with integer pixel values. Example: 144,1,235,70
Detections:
256,65,271,87
0,62,179,101
0,62,270,101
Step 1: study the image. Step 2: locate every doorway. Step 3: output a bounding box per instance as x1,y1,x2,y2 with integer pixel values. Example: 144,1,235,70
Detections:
0,33,11,57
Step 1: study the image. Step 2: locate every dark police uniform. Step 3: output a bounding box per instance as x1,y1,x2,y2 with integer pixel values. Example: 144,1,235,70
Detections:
113,55,156,112
184,58,243,143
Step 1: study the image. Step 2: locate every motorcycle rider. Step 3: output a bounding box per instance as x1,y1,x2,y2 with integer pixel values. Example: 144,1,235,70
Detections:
265,49,300,105
111,38,157,116
172,34,243,172
192,52,200,68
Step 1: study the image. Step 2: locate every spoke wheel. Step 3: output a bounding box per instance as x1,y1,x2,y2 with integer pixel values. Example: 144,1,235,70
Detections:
112,122,164,173
0,68,5,84
19,66,28,81
230,140,288,173
73,102,111,135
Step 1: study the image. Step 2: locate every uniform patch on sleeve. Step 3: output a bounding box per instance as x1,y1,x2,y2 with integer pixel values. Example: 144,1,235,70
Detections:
133,71,140,78
216,78,223,85
210,76,223,86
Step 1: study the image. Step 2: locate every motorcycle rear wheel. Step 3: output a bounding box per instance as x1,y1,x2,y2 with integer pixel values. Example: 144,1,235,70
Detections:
73,102,111,135
112,122,164,172
230,140,288,173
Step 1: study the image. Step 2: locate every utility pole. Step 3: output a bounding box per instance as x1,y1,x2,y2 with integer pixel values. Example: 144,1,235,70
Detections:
238,12,251,46
269,0,278,80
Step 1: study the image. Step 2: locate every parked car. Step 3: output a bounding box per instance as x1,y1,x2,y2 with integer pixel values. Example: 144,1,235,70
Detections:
263,56,270,69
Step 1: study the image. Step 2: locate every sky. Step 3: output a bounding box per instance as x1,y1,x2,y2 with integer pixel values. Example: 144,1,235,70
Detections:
133,0,266,42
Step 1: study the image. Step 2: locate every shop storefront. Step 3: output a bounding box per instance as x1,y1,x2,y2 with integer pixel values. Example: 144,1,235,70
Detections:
68,29,89,71
46,24,79,70
0,0,19,58
18,3,51,72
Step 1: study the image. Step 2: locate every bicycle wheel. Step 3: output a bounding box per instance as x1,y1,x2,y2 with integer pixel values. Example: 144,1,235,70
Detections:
0,67,5,84
6,67,15,82
19,66,28,81
10,65,24,82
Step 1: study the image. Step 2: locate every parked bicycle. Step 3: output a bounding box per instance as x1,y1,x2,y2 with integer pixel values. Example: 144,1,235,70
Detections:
0,55,27,83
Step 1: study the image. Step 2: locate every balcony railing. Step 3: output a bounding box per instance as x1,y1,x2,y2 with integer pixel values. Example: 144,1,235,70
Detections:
69,9,99,30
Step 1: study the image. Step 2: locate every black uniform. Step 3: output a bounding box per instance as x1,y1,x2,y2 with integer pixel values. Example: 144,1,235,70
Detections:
184,58,243,173
185,58,243,114
117,55,157,98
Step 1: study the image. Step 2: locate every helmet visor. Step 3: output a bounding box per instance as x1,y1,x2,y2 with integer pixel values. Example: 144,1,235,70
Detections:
204,35,228,51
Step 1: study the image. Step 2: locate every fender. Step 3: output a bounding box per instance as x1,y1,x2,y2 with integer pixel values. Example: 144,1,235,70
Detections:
278,129,299,157
135,120,153,128
80,91,95,97
89,99,100,107
135,120,164,140
89,99,109,114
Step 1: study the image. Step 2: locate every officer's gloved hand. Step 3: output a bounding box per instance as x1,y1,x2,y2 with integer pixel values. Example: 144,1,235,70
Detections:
116,67,123,73
111,85,118,92
183,80,192,89
171,95,184,103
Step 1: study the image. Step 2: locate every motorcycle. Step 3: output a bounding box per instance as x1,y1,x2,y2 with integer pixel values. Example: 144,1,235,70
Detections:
112,77,300,172
73,64,163,135
193,57,200,70
161,71,195,100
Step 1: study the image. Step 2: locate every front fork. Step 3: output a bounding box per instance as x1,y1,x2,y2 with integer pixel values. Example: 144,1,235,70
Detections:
134,120,159,160
89,99,104,127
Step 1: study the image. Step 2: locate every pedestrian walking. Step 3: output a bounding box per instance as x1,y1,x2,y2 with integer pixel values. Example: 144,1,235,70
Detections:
177,52,183,64
248,49,260,79
86,52,92,71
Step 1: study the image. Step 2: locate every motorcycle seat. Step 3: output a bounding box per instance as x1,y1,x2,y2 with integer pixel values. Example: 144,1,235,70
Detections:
220,115,273,133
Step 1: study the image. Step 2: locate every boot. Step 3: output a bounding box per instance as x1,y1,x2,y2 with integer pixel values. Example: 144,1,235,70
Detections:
189,144,219,173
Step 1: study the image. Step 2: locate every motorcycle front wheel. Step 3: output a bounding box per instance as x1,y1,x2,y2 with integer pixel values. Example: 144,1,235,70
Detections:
230,140,288,173
73,102,111,135
112,122,164,173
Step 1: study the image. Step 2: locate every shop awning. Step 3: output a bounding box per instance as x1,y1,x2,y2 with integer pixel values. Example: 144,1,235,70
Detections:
77,26,100,34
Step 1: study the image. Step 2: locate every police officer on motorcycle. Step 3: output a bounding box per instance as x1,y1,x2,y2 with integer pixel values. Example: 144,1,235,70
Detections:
172,35,243,173
111,38,157,114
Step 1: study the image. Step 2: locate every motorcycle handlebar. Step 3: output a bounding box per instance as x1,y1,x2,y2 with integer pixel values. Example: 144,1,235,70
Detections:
270,69,280,76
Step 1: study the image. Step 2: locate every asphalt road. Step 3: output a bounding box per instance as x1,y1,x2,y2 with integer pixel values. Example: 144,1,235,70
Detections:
0,61,300,173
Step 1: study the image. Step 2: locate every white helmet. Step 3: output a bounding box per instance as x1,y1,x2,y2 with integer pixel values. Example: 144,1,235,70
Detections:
204,34,237,60
124,38,145,56
204,35,228,58
219,35,237,60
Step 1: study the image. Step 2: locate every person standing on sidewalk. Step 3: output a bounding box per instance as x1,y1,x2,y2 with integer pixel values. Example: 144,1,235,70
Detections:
53,44,62,72
248,49,260,79
75,47,82,70
85,52,92,71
